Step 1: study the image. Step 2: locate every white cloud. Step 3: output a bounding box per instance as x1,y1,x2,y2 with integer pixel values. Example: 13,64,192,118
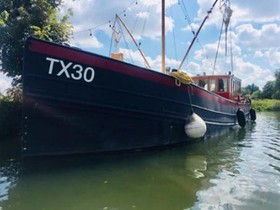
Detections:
235,24,280,49
182,23,200,33
70,32,104,49
264,49,280,68
136,11,149,19
254,51,263,58
230,57,274,88
187,61,203,74
232,0,280,23
118,47,180,72
195,0,280,27
63,0,178,50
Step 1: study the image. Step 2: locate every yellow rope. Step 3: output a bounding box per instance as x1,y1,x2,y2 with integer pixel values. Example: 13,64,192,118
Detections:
169,71,193,86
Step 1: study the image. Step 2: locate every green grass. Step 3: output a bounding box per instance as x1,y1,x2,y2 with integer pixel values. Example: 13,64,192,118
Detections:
252,99,280,112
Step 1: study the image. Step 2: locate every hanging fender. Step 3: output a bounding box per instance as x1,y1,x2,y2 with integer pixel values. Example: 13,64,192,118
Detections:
250,108,256,121
236,108,246,127
185,113,207,138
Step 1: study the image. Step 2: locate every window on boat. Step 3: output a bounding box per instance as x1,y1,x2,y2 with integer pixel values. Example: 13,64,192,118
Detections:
237,81,241,92
218,78,228,92
198,79,208,90
232,79,241,93
210,79,216,91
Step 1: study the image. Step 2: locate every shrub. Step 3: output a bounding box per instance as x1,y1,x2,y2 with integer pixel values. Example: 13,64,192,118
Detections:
0,87,22,138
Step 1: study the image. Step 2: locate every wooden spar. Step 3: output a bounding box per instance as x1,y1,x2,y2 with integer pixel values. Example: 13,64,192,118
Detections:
161,0,166,73
116,14,151,69
177,0,219,71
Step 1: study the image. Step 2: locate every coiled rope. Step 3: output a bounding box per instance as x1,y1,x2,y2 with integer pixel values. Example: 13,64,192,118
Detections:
169,71,193,86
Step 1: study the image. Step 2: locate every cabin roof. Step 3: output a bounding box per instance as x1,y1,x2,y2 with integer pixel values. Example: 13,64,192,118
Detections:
192,74,241,82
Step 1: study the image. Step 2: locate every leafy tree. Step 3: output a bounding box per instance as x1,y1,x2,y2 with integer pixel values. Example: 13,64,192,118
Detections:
272,69,280,99
241,83,259,96
0,85,22,137
246,83,259,94
262,81,274,99
0,0,73,84
251,90,262,99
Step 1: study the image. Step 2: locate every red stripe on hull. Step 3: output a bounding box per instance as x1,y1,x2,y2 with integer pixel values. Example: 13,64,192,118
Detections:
28,38,176,88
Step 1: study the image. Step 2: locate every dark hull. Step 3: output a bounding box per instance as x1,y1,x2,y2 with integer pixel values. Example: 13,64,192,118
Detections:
22,38,250,156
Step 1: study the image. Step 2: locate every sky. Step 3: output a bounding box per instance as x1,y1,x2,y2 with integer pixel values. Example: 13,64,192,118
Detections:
0,0,279,93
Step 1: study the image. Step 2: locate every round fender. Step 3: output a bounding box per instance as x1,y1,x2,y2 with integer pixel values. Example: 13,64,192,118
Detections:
250,108,256,121
236,109,246,127
185,113,207,138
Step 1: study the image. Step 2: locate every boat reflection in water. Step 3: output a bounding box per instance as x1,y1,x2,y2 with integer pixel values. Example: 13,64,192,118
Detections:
1,113,280,209
0,125,253,210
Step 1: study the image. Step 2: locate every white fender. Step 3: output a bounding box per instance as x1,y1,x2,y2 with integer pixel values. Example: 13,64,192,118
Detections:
184,113,207,138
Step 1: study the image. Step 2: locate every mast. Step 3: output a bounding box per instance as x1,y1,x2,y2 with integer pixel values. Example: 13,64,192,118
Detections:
161,0,165,73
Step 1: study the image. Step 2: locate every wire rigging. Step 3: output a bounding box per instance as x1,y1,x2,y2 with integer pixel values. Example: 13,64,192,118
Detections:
118,19,135,64
213,0,234,74
72,0,139,36
212,21,224,75
177,0,211,68
169,5,178,60
139,6,150,47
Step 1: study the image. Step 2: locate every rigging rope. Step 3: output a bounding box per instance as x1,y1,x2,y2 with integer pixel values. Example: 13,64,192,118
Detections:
212,21,224,75
229,21,234,73
73,0,139,36
178,0,219,71
109,18,118,56
212,0,233,74
117,18,135,64
169,5,178,60
178,0,210,64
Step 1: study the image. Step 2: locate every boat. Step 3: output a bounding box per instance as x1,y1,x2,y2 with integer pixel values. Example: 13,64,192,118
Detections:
22,0,255,156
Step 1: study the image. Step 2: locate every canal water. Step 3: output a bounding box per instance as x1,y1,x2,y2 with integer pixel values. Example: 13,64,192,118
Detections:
0,112,279,210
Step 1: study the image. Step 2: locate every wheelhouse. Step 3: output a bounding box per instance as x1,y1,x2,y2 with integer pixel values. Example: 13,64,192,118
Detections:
192,72,241,101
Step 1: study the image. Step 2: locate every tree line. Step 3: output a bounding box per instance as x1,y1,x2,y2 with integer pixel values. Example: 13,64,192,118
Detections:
242,69,280,99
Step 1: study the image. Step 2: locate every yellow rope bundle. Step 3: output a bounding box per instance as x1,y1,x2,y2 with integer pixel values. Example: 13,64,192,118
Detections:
169,71,193,86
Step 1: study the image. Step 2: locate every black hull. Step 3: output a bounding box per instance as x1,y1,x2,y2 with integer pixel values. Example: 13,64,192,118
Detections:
22,38,250,156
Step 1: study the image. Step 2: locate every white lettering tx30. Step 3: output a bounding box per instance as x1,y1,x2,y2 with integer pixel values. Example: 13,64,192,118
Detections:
46,57,95,83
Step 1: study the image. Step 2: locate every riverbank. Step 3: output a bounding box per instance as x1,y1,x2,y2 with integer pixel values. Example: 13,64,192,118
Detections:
252,99,280,112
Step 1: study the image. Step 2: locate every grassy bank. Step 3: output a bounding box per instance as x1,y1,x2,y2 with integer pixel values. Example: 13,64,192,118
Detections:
252,99,280,112
0,94,22,138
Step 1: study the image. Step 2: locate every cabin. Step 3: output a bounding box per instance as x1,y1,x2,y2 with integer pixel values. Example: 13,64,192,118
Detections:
192,72,242,102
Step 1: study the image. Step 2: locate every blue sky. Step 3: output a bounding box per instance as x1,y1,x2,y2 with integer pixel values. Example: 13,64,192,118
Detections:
0,0,279,92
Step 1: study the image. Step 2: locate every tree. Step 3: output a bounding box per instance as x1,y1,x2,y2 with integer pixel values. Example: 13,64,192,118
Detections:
241,83,259,96
262,81,274,99
0,0,73,84
272,69,280,99
251,90,262,99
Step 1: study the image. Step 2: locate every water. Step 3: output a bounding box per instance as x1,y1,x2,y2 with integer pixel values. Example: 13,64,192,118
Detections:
0,112,280,210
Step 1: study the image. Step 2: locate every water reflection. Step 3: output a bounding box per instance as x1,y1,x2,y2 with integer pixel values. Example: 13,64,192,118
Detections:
190,112,280,210
0,112,279,210
0,137,20,204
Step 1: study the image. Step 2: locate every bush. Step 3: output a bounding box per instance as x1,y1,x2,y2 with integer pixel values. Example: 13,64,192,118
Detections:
252,99,280,112
0,87,22,138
